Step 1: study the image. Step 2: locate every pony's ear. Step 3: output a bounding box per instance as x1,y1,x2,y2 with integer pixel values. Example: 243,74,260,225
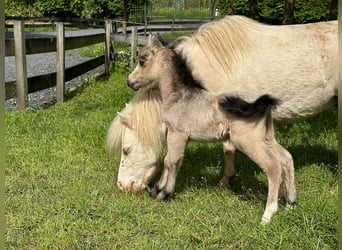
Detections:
117,112,133,129
150,35,163,49
148,33,153,47
155,34,168,46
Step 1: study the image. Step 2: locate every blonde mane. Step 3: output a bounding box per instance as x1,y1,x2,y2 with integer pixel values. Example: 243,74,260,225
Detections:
106,86,164,155
178,15,256,74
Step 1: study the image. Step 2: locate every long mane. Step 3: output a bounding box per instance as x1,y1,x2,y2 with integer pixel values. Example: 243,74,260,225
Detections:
106,87,164,155
177,15,255,74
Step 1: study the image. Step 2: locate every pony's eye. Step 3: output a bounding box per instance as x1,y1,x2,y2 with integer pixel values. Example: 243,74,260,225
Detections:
122,147,132,155
139,57,146,66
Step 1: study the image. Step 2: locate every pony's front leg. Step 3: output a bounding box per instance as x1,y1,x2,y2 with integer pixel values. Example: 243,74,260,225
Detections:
150,131,188,200
218,140,236,187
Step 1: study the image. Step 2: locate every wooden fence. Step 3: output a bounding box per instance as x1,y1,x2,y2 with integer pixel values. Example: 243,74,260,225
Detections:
5,20,113,111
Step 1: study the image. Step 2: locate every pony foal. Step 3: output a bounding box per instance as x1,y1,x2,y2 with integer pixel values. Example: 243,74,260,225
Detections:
126,35,296,223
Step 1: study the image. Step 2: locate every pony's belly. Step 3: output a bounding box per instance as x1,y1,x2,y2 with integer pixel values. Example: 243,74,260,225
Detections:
189,133,229,143
187,123,230,142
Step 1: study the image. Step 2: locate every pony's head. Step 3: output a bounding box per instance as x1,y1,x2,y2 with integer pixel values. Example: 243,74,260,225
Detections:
127,35,168,91
106,87,166,192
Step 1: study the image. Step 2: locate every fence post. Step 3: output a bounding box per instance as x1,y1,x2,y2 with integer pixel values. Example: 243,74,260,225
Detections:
105,20,113,75
144,3,147,36
13,20,28,111
130,26,138,67
56,22,65,103
122,20,127,35
113,21,117,33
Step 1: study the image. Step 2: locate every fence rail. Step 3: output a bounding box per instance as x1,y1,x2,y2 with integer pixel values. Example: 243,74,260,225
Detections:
5,16,106,30
5,32,105,56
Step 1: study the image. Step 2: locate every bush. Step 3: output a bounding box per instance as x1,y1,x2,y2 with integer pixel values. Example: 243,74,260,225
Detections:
295,0,331,23
5,0,335,23
216,0,334,24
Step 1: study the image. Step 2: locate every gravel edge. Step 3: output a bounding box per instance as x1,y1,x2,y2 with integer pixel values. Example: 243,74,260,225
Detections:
5,65,105,111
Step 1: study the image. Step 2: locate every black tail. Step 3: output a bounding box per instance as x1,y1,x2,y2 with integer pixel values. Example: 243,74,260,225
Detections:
218,94,280,118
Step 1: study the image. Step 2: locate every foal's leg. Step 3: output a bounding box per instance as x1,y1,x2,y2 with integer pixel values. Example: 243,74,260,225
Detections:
241,141,282,223
274,143,297,208
232,130,282,223
150,131,188,200
218,141,236,187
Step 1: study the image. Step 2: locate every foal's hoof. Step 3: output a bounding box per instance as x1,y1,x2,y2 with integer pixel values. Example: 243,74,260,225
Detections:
149,186,173,201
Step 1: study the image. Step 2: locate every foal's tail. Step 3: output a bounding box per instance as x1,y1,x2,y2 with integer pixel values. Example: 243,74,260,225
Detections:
218,94,280,118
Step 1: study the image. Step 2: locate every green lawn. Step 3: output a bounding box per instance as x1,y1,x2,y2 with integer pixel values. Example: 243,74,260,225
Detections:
6,66,337,249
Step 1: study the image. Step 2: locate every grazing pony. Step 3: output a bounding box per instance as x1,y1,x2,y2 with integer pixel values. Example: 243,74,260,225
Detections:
107,15,337,193
126,35,296,223
107,87,165,192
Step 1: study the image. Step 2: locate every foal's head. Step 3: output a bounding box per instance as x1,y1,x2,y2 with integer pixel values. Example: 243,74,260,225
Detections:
127,35,170,91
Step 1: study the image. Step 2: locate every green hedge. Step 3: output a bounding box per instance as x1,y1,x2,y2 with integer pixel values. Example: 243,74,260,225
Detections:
217,0,333,24
5,0,335,24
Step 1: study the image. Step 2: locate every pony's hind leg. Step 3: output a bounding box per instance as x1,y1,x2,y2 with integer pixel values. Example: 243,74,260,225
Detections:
232,133,282,223
218,141,236,187
150,131,188,200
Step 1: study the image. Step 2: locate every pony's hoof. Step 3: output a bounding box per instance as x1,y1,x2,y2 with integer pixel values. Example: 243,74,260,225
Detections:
217,180,228,188
285,200,297,210
149,186,160,199
149,186,173,201
260,216,271,225
217,175,235,189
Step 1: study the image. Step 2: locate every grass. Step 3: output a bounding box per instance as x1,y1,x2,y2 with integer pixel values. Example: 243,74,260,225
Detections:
6,64,337,249
78,43,106,58
78,41,132,58
151,8,213,19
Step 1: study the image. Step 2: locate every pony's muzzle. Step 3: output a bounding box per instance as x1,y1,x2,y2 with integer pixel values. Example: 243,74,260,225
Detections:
126,78,139,91
117,180,138,192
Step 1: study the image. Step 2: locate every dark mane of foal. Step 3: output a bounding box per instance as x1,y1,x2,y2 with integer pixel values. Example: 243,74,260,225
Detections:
169,48,205,90
156,34,204,90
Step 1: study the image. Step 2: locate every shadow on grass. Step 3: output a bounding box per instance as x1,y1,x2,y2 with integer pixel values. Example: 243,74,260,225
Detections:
156,143,270,203
288,145,337,173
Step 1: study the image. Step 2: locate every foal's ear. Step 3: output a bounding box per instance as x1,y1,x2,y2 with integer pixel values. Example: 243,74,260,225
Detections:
149,34,163,49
